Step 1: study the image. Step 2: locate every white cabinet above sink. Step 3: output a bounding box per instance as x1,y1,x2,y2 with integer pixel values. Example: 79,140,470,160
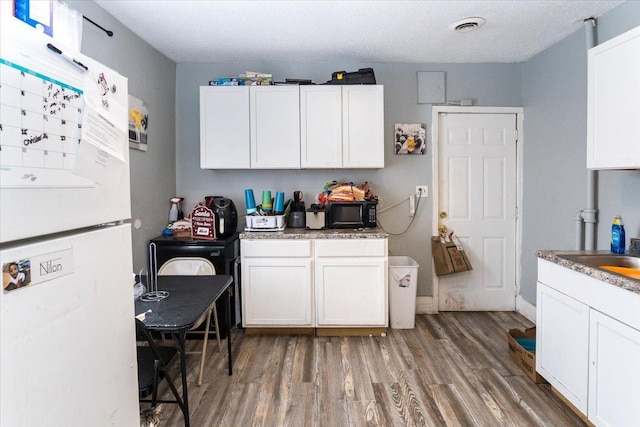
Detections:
587,25,640,170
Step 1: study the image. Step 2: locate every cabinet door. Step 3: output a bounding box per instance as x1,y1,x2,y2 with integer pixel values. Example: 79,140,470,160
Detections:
588,309,640,426
300,86,343,168
536,283,590,414
242,258,313,326
342,85,384,168
315,257,387,326
587,25,640,169
250,86,300,169
199,86,250,169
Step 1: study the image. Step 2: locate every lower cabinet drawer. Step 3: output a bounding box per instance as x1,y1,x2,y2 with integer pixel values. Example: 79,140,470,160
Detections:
315,238,386,257
241,239,311,258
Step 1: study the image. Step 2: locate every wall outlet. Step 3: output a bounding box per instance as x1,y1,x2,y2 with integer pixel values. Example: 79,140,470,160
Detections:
416,186,429,198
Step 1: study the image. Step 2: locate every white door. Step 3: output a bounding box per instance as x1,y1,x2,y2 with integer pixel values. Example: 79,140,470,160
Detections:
436,112,517,311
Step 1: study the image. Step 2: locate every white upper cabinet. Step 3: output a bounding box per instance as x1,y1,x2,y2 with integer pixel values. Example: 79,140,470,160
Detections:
300,86,343,168
201,85,384,169
342,85,385,168
250,86,301,169
587,25,640,169
300,85,385,169
200,86,250,169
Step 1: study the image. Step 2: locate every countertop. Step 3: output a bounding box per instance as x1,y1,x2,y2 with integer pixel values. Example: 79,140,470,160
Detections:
537,250,640,295
239,227,388,240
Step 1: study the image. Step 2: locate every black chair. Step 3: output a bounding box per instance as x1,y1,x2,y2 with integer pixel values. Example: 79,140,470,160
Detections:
135,319,186,418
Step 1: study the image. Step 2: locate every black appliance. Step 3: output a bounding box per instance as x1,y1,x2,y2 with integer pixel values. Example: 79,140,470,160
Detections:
205,196,238,238
326,200,378,229
289,190,306,228
148,232,240,337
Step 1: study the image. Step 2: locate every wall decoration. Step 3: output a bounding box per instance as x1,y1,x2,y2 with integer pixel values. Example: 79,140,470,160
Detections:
394,123,426,155
128,95,148,151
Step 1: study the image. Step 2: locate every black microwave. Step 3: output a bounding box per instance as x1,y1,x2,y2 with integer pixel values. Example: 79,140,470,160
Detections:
326,201,377,229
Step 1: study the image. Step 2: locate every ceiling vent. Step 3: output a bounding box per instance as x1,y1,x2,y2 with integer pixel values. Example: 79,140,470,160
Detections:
449,17,486,33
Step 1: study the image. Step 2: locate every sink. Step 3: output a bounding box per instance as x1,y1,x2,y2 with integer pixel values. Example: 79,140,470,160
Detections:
562,254,640,269
561,254,640,279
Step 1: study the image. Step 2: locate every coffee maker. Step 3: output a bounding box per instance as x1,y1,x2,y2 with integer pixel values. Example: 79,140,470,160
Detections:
288,191,306,228
205,196,238,237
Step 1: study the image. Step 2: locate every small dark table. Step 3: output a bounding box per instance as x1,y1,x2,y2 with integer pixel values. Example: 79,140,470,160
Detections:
135,275,233,427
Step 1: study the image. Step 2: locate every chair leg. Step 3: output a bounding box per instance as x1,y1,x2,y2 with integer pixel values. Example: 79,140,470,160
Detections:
197,309,212,387
212,305,222,352
151,359,160,407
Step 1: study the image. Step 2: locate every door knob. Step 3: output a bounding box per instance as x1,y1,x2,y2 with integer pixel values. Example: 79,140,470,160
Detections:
439,224,448,234
439,211,447,219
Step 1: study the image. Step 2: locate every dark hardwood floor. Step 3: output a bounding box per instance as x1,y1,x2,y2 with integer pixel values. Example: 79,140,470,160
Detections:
148,312,587,426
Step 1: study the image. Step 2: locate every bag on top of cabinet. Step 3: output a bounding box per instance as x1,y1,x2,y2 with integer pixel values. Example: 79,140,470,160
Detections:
325,68,376,85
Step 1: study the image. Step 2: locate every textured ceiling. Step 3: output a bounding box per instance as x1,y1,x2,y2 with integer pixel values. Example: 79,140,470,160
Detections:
95,0,624,64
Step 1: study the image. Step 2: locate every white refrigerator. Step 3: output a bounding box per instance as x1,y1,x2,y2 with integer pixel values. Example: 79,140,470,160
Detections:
0,9,139,426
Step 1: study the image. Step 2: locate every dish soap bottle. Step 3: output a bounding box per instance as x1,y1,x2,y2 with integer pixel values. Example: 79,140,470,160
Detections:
169,198,180,223
611,215,626,254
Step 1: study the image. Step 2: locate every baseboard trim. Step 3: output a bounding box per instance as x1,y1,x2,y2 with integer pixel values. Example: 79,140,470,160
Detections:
416,296,437,314
416,295,535,319
516,295,536,323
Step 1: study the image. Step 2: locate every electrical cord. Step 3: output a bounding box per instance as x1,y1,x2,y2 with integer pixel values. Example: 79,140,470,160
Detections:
377,189,423,235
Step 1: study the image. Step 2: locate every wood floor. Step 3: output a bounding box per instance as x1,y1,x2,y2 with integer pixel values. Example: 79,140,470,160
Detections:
149,312,587,427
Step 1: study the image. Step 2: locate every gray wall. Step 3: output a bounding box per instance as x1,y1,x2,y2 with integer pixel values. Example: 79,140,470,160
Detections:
67,2,177,272
520,1,640,304
176,63,521,296
73,0,638,303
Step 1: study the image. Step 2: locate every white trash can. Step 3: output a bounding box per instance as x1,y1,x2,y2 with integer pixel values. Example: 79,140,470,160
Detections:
388,256,419,329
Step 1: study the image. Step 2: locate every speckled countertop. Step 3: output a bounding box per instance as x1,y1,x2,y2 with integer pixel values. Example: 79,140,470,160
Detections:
239,227,388,240
537,250,640,294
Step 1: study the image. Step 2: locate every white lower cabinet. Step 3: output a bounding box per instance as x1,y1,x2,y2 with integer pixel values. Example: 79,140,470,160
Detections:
241,240,313,326
537,258,640,426
315,239,387,326
241,238,388,328
588,309,640,426
536,283,589,413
